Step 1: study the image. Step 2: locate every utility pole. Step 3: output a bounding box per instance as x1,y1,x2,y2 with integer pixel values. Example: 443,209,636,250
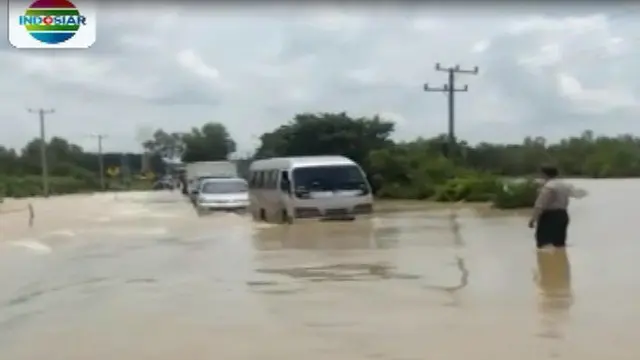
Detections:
90,134,108,190
423,63,478,158
120,153,131,187
27,108,55,197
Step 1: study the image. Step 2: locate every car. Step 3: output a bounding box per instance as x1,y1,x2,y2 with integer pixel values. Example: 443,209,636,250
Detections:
188,176,232,202
194,177,249,215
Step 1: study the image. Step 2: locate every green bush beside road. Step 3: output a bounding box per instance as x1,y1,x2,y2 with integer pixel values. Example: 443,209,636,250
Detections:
366,140,539,208
492,179,540,209
0,176,156,199
374,173,538,209
0,175,99,198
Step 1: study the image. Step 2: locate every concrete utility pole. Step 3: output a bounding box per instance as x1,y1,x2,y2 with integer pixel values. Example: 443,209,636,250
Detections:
27,108,55,197
90,134,108,190
423,63,479,158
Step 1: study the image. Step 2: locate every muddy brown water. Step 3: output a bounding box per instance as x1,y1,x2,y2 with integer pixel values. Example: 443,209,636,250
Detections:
0,180,638,360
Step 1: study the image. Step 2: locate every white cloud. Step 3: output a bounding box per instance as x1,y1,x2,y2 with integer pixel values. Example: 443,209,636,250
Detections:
506,14,608,35
346,67,382,85
557,73,583,96
471,40,491,53
605,36,627,56
411,17,441,32
557,73,639,113
308,10,367,33
176,49,220,80
1,6,639,153
518,43,562,67
378,112,407,125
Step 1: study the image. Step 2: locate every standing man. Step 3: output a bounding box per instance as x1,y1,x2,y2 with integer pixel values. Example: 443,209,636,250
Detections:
528,165,579,250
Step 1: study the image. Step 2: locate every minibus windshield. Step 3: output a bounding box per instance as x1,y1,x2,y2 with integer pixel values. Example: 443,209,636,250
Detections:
291,165,368,194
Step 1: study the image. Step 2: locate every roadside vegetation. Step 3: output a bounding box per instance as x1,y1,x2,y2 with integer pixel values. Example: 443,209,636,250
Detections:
1,112,635,208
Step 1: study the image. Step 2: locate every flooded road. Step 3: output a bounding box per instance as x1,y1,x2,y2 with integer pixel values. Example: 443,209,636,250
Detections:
0,180,638,359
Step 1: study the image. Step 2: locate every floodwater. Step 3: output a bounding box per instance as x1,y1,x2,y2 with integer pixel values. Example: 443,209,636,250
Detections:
0,179,638,360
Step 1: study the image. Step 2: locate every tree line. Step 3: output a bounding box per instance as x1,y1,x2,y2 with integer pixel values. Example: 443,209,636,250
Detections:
1,112,637,205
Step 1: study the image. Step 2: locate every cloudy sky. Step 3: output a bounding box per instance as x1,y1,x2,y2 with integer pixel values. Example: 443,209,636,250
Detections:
1,3,639,154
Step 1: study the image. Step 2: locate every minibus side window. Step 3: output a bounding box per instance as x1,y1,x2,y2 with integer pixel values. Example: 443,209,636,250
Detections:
267,170,278,189
256,171,264,189
261,171,268,189
263,171,270,189
279,171,291,193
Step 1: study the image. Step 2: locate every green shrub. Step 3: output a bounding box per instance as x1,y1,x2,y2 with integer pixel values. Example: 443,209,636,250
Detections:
373,171,539,210
368,144,541,209
492,179,539,209
128,179,155,191
0,175,99,198
433,176,501,202
376,181,436,200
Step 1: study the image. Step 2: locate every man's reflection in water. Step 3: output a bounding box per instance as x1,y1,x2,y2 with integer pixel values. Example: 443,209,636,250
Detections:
535,248,573,339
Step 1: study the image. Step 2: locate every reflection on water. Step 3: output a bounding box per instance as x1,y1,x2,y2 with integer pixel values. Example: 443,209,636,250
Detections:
449,210,464,248
423,256,469,292
422,211,469,307
535,248,573,339
255,263,421,283
252,220,376,250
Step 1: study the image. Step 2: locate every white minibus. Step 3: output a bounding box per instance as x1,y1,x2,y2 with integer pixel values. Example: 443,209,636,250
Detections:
248,156,373,223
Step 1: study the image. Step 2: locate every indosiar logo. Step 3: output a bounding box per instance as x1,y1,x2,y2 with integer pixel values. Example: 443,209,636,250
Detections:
8,0,97,49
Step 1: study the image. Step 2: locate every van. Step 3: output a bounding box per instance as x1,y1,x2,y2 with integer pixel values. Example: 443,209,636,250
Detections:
248,156,373,223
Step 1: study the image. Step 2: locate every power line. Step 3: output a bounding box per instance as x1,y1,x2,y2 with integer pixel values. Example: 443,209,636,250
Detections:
27,108,55,197
89,134,108,190
423,63,478,158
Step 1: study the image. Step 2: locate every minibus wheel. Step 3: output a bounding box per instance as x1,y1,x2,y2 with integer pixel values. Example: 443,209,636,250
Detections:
281,209,293,224
259,209,267,222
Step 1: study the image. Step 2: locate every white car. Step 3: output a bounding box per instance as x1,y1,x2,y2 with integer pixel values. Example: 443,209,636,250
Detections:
195,178,249,214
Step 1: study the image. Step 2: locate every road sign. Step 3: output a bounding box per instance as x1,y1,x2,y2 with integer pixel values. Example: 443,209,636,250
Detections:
107,166,120,177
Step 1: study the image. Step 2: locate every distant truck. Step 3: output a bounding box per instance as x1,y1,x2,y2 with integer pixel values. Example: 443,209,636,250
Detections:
184,161,239,199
